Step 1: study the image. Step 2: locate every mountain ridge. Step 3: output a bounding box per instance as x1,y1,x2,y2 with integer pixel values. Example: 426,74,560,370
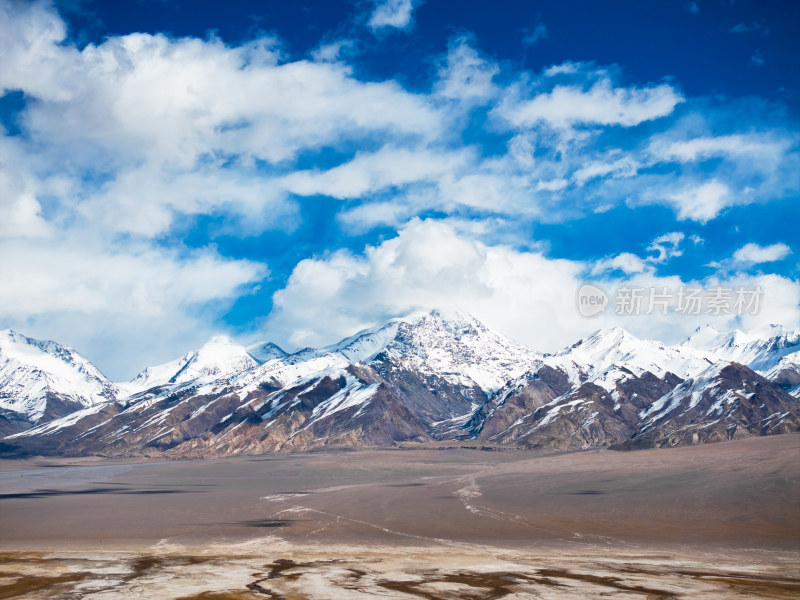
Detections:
2,312,798,456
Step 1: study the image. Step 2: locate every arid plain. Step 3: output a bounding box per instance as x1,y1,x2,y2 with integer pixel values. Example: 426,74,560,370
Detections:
1,434,798,599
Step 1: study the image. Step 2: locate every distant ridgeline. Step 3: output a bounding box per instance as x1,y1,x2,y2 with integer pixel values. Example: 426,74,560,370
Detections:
1,312,799,457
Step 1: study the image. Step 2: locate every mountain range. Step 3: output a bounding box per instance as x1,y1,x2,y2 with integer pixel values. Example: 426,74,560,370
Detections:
1,310,798,457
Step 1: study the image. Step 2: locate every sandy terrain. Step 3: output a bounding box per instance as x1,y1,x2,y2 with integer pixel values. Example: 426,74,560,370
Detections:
0,434,798,598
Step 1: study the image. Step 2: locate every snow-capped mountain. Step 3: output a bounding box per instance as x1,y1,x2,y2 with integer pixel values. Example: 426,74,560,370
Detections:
682,324,800,397
467,326,800,451
542,327,713,391
331,309,542,392
118,336,260,397
470,327,713,450
185,309,542,421
0,330,117,433
1,314,798,457
246,341,287,363
683,324,800,371
634,361,798,447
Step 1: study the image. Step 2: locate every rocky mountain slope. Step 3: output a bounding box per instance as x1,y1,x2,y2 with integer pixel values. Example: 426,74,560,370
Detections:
2,313,798,457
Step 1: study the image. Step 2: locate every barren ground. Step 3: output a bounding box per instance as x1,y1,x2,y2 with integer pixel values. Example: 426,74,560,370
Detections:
0,434,798,598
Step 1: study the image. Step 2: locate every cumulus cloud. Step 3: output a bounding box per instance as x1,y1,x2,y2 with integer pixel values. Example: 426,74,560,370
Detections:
0,235,265,379
733,242,792,264
368,0,416,31
664,180,730,223
265,220,800,353
0,1,444,237
266,219,587,351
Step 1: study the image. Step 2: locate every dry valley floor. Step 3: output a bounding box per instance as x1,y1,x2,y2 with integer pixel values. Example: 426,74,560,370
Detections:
0,434,798,598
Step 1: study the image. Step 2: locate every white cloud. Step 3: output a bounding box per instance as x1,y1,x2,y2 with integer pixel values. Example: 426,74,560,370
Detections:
84,166,296,237
637,130,800,222
590,253,648,276
592,232,687,277
2,1,793,236
0,2,444,236
265,219,800,353
267,219,587,351
0,235,265,379
310,40,354,63
0,160,51,239
0,137,52,238
535,178,569,192
496,77,683,129
368,0,416,31
573,156,639,185
0,193,50,238
434,36,498,103
647,232,685,263
281,146,469,199
733,242,791,264
665,180,730,223
543,62,582,77
650,134,788,163
0,237,264,319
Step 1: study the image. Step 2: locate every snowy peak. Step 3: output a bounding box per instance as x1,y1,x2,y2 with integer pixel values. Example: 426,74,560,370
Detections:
682,324,800,374
170,336,259,385
325,318,405,363
247,341,287,363
682,324,723,350
216,309,542,398
376,309,542,392
563,326,636,356
120,335,260,397
546,326,713,391
119,352,193,397
0,330,117,423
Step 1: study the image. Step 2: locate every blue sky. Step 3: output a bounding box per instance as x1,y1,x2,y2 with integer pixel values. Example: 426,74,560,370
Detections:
0,0,798,379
